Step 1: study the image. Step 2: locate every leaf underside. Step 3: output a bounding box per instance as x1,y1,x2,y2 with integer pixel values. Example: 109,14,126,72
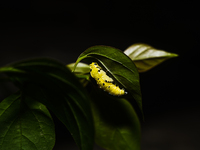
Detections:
124,43,178,72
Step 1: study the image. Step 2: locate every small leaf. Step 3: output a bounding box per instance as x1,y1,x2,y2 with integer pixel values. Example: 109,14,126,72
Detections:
124,43,178,72
67,62,90,74
74,45,143,114
90,91,141,150
0,58,94,150
67,62,90,87
0,91,55,150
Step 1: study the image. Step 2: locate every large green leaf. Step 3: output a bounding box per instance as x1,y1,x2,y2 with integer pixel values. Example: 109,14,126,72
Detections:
0,91,55,150
74,45,142,114
90,91,141,150
124,43,178,72
0,58,94,150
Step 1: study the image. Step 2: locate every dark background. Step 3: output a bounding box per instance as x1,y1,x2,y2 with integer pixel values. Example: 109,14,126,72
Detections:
0,0,199,150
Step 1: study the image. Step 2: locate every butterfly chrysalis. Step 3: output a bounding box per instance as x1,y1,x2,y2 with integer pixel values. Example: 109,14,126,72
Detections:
89,62,127,96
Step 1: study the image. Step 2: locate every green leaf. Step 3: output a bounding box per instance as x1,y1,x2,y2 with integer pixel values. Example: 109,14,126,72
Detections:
67,62,90,74
0,58,94,150
0,91,55,150
67,62,90,87
74,45,142,114
91,91,141,150
124,43,178,72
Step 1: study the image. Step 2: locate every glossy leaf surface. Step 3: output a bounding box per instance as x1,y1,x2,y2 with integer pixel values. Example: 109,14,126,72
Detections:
0,92,55,150
74,45,142,113
124,43,178,72
0,58,94,150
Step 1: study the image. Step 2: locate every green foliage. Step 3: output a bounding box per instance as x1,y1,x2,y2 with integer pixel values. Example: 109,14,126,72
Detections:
0,91,55,150
67,62,90,87
0,58,94,150
0,44,178,150
91,92,141,150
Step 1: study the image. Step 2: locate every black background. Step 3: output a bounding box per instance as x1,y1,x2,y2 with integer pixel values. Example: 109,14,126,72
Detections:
0,0,199,150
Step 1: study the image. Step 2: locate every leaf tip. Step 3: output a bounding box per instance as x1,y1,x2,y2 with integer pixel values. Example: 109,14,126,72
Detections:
172,53,179,57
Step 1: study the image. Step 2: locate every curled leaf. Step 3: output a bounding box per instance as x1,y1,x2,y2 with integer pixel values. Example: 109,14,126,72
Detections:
74,45,143,114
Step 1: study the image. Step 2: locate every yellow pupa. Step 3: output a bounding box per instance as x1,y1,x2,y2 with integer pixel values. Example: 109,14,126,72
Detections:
89,62,127,96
